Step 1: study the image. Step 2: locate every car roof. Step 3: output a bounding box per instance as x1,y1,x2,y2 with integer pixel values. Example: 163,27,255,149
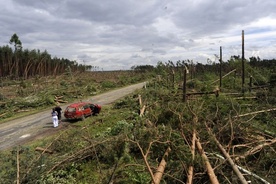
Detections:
67,102,91,108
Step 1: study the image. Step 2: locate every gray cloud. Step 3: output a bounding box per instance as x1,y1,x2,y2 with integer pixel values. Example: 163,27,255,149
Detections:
0,0,275,70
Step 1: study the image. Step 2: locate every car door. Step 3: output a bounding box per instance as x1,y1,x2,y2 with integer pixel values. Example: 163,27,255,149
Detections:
83,104,92,116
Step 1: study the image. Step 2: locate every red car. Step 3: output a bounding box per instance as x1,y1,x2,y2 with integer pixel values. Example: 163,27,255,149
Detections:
64,102,101,120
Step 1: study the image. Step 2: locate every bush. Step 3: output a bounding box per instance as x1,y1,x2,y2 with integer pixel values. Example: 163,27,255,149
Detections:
101,81,116,88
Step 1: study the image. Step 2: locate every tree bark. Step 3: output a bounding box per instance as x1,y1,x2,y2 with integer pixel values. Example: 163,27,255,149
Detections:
233,108,276,118
207,128,248,184
211,69,237,84
140,105,146,116
186,129,196,184
152,147,171,184
196,138,219,184
35,147,53,154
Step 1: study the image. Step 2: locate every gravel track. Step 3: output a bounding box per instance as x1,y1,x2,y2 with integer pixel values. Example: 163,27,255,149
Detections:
0,82,146,150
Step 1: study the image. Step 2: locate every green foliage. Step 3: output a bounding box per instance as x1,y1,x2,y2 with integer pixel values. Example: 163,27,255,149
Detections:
1,61,276,183
37,168,77,184
109,120,133,136
113,95,139,110
269,73,276,88
60,80,68,87
101,81,116,88
86,84,97,93
131,65,155,72
121,169,151,183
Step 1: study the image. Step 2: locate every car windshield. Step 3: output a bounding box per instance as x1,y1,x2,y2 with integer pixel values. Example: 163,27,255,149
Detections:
66,107,76,112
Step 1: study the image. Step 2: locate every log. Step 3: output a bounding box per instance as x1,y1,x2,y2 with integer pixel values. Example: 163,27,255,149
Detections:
186,129,196,184
17,147,20,184
55,95,67,103
211,153,271,184
140,105,146,117
233,97,257,100
250,84,270,89
186,91,219,96
196,138,219,184
138,94,142,107
233,108,276,118
206,127,248,184
152,147,171,184
54,95,64,99
0,112,7,117
56,99,68,103
211,69,237,84
14,109,30,113
35,147,53,154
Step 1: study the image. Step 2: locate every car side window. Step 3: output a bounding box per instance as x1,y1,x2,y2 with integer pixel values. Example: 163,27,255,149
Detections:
83,104,90,109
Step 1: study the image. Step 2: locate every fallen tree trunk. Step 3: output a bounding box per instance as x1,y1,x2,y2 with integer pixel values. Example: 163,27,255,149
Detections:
0,112,7,117
196,138,219,184
233,108,276,118
233,97,257,100
138,94,142,107
211,69,237,84
250,84,270,89
55,95,68,103
140,105,146,116
186,129,196,184
138,94,146,116
35,147,53,154
206,125,248,184
210,153,271,184
152,147,171,184
186,91,218,96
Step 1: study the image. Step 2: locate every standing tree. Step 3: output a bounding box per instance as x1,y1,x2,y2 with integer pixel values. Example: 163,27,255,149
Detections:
9,33,22,52
9,33,22,78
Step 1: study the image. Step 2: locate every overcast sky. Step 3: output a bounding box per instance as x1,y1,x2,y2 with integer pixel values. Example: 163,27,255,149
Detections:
0,0,275,70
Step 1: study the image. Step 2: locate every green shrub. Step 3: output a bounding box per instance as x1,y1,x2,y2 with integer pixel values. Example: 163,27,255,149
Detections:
86,84,97,93
101,81,116,88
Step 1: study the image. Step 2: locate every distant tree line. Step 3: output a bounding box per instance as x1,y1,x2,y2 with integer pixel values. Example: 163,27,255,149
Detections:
0,33,93,79
135,56,275,74
131,65,155,72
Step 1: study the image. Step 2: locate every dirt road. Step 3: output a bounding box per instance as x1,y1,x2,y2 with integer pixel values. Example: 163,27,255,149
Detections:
0,82,146,151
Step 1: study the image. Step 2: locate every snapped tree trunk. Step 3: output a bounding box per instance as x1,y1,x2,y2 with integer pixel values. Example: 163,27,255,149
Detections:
196,138,219,184
186,129,196,184
152,147,171,184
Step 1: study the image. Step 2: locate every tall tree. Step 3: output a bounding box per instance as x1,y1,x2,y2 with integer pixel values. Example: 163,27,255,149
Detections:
9,33,22,52
9,33,23,78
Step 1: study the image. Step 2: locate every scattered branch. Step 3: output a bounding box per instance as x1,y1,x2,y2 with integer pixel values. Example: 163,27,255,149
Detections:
236,138,276,160
128,139,156,183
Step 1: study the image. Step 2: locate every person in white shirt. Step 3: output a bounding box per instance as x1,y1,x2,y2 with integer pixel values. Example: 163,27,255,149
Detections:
51,108,59,128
